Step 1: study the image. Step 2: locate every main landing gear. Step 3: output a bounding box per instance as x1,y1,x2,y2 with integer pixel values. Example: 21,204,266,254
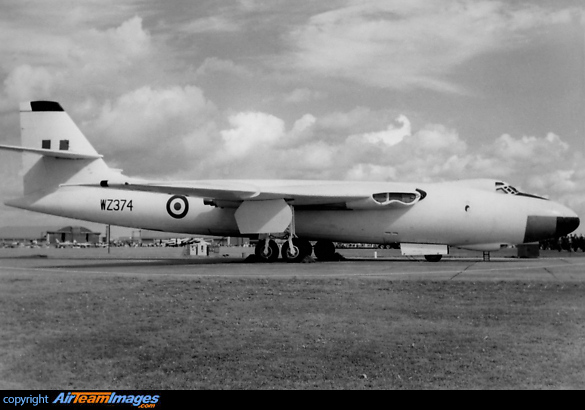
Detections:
254,239,337,263
282,238,313,263
313,240,336,261
254,239,280,263
253,204,339,263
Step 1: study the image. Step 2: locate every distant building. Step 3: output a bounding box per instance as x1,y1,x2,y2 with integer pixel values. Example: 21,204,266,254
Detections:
46,226,102,244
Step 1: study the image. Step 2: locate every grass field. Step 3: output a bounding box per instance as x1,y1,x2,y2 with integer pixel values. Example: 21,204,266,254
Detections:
1,254,584,389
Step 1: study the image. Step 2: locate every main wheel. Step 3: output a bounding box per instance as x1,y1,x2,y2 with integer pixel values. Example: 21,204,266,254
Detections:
255,239,280,262
424,254,443,262
314,240,336,261
281,238,312,263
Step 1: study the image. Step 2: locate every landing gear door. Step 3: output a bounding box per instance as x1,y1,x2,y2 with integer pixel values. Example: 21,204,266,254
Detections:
235,199,292,234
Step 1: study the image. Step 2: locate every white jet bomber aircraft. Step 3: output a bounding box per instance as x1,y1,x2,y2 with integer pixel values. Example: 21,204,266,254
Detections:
0,101,580,262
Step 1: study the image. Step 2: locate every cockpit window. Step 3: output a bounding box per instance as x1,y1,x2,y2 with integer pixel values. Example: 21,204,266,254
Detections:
495,182,547,200
496,182,519,195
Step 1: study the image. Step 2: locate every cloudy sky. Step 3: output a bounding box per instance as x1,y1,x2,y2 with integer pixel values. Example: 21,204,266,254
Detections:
0,0,584,235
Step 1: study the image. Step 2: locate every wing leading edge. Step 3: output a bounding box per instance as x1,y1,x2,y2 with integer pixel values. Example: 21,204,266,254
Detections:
65,179,426,210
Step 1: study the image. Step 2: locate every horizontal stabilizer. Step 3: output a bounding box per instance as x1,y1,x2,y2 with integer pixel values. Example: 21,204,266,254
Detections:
0,144,103,160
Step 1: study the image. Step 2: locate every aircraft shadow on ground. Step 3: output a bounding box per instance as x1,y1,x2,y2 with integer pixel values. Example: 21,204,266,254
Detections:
37,256,431,270
37,256,531,270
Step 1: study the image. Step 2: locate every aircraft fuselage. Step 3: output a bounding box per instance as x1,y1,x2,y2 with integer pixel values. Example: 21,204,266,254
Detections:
7,180,578,251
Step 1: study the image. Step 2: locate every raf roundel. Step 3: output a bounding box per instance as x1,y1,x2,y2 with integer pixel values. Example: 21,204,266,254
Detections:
166,195,189,219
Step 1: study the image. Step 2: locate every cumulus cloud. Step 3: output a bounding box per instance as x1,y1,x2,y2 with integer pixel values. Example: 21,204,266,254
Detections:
493,133,569,163
188,111,326,179
349,115,411,147
220,112,285,157
79,16,151,67
89,85,218,175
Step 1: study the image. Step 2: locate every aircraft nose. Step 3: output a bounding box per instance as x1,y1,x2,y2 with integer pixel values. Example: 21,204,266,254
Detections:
556,216,580,237
523,204,580,243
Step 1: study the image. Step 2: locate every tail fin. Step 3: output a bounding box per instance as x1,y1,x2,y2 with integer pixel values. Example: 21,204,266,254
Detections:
0,101,119,196
20,101,99,155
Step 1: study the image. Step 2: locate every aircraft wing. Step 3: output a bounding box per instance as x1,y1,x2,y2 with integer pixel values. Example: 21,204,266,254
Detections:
66,179,426,209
